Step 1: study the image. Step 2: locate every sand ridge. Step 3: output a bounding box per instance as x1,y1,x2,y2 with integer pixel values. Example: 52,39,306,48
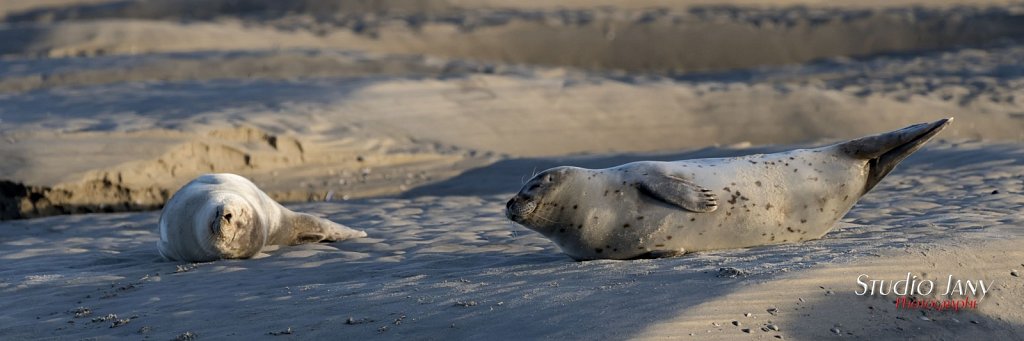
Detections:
0,125,492,219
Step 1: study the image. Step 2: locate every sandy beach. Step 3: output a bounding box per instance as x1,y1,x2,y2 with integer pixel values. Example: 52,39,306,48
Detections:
1,0,1023,339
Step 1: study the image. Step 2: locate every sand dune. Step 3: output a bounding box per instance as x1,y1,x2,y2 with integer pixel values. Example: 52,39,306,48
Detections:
0,126,491,219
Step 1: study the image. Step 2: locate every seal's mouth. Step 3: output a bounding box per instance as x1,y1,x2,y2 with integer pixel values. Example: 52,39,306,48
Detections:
207,203,263,259
505,196,537,222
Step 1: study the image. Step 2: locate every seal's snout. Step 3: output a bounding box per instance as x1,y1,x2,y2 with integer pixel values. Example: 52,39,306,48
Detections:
507,166,574,223
505,195,537,222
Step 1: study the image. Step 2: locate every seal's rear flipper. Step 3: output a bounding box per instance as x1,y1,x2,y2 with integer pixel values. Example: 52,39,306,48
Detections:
837,117,953,193
280,211,367,245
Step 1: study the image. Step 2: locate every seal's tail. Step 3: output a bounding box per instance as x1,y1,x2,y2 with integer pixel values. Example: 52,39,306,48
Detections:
837,117,953,193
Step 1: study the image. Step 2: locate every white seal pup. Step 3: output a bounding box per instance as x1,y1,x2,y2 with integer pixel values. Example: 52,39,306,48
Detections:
506,118,952,260
157,173,367,262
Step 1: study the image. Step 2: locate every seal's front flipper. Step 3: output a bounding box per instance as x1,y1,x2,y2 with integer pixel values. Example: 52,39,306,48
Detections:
278,211,367,246
637,172,718,213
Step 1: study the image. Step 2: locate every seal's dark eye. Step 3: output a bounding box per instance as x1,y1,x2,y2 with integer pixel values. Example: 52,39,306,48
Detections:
224,213,233,222
545,175,553,182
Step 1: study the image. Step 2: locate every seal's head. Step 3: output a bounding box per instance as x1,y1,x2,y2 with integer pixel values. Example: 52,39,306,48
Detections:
505,166,586,233
194,193,267,260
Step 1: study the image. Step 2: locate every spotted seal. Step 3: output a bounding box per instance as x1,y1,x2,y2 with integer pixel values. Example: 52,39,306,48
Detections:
506,118,952,260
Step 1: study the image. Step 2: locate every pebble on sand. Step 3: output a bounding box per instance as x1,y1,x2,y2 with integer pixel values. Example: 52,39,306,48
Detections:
454,300,478,307
175,331,199,341
717,267,748,278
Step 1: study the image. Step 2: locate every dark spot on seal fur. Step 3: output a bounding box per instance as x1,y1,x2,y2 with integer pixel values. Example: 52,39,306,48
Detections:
690,217,696,221
573,205,578,209
800,219,807,223
559,228,566,233
666,235,673,240
787,227,795,233
755,181,762,187
655,244,665,247
623,223,631,228
766,203,773,210
577,224,583,229
637,216,644,220
595,248,603,253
